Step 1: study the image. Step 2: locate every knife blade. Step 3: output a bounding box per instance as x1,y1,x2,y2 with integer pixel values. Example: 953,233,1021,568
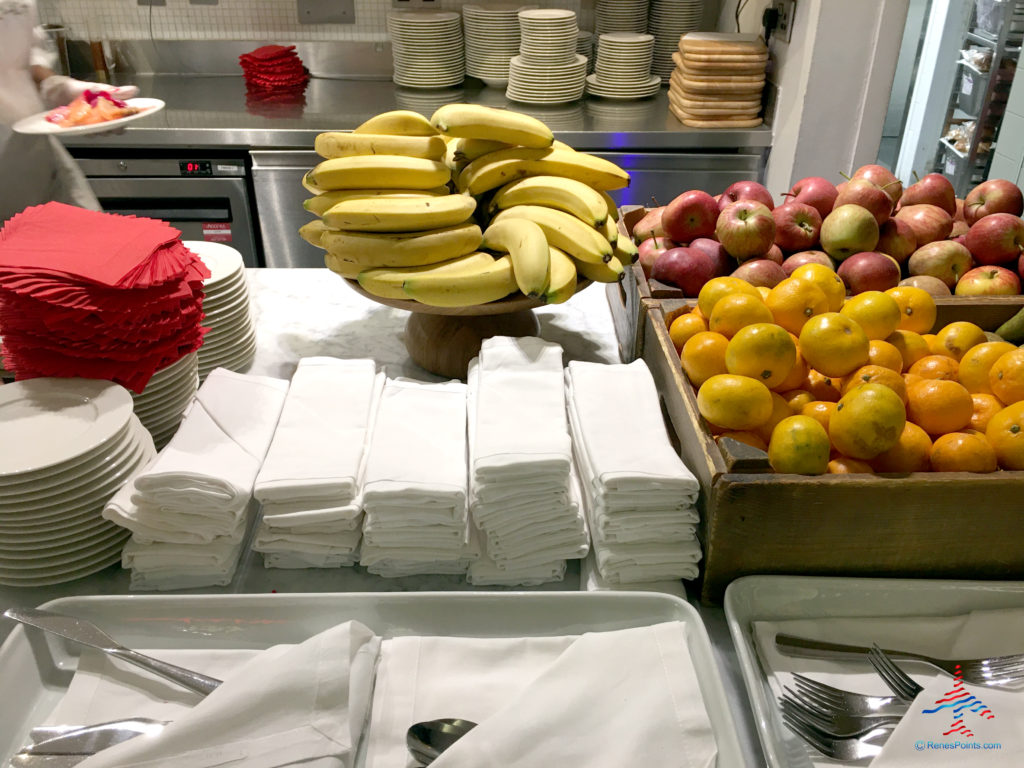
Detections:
28,719,166,749
10,754,91,767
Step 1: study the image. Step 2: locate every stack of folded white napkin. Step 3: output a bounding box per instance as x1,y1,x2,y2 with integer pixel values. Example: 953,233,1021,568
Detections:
466,337,589,586
103,368,289,589
359,377,476,577
251,357,384,568
566,359,702,584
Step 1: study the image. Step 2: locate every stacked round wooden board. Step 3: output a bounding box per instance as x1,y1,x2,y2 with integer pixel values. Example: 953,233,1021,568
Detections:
668,32,768,128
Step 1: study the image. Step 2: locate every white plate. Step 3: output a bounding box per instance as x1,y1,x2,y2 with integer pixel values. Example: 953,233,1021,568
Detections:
724,576,1024,768
0,546,124,586
0,591,745,765
12,98,165,137
185,241,245,287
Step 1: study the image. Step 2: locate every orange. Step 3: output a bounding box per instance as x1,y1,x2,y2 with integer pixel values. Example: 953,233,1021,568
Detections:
690,305,706,322
765,277,829,335
801,400,837,432
798,312,871,378
716,431,768,452
870,421,933,473
839,291,902,340
906,378,974,435
767,415,831,475
989,348,1024,405
985,400,1024,469
725,323,797,389
885,286,937,334
886,330,930,369
754,391,796,444
923,333,946,357
804,368,842,402
903,372,924,391
790,263,846,312
696,374,774,431
756,286,772,300
681,331,729,387
970,393,1004,433
908,354,960,381
668,311,708,352
868,339,904,373
828,456,875,474
840,364,908,403
697,276,761,319
783,389,814,413
708,293,773,338
958,341,1017,394
929,431,998,473
828,383,907,459
934,321,987,361
775,339,808,392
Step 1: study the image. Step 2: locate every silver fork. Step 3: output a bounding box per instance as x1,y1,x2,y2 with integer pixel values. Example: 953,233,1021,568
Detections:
869,643,925,700
779,692,905,738
782,712,894,763
791,672,911,714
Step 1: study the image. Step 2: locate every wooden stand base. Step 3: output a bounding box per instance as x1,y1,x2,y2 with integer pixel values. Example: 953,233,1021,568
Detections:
404,310,541,380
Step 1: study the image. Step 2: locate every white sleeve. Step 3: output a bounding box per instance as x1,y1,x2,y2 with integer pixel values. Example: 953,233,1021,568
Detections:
28,4,58,71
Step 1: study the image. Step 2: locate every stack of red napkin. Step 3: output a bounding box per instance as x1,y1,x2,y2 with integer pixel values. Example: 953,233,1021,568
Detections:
240,45,310,119
0,202,210,393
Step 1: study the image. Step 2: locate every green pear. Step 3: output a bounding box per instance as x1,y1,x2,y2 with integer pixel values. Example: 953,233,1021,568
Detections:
995,306,1024,343
820,204,880,261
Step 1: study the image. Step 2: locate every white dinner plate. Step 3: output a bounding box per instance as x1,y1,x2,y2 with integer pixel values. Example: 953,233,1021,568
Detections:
12,98,165,137
0,544,125,586
186,241,245,287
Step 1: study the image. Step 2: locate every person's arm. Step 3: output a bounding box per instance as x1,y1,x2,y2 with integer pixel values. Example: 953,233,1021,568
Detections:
30,64,56,87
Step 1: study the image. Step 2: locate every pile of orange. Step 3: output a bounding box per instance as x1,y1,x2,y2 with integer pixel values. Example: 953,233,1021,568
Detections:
667,266,1024,475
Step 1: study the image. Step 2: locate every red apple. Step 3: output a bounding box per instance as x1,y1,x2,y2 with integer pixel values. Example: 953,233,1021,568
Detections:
782,176,839,219
632,206,666,243
894,204,953,245
950,220,969,238
875,217,917,264
637,236,675,279
715,200,776,260
900,275,952,296
820,204,880,261
907,240,974,288
837,251,901,294
661,190,720,243
835,178,894,225
687,237,734,277
651,246,717,296
964,179,1024,225
899,173,956,216
965,212,1024,265
952,234,968,248
764,244,784,264
731,258,787,288
852,164,903,203
772,201,823,251
782,250,835,274
954,198,965,222
955,265,1021,296
718,180,775,211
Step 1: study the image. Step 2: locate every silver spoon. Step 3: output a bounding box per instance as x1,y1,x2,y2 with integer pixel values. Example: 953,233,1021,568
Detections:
406,718,478,765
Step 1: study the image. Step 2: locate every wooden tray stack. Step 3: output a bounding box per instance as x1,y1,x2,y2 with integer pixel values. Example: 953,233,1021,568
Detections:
667,32,768,128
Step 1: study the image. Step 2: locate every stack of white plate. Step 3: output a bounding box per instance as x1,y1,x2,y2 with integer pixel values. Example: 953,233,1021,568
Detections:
388,11,464,90
649,0,703,81
0,378,156,586
507,9,586,104
188,241,257,382
585,32,661,100
463,4,534,88
595,0,648,34
395,87,465,115
586,98,661,131
576,31,594,73
131,351,199,450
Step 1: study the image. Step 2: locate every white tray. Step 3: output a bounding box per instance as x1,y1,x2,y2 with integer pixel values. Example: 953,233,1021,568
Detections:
0,590,745,766
724,576,1024,768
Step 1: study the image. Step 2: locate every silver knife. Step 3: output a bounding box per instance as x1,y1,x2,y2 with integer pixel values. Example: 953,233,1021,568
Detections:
10,754,89,767
25,719,167,753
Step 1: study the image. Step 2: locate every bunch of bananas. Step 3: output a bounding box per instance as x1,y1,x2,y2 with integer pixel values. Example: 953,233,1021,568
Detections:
300,104,638,308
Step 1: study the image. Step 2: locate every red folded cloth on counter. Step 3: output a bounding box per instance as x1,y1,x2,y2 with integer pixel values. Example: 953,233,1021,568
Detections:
0,202,210,392
239,44,310,95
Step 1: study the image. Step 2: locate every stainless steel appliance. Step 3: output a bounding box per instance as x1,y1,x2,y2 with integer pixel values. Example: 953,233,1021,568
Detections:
73,156,260,267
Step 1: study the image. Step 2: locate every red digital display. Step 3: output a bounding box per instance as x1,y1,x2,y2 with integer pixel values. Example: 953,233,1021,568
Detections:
179,160,212,176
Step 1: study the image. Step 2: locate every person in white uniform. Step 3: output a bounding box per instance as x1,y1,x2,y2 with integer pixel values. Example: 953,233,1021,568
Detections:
0,0,138,223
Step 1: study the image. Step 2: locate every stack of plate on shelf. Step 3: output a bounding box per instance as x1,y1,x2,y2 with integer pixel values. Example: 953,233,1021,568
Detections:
507,9,586,104
648,0,703,82
595,0,649,34
586,97,661,131
130,351,199,450
0,378,156,587
576,31,594,73
585,32,660,100
387,11,464,89
188,241,257,381
513,103,586,131
463,4,533,88
395,87,465,115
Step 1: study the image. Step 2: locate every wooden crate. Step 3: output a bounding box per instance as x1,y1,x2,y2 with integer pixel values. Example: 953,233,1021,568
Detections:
606,206,652,361
643,298,1024,605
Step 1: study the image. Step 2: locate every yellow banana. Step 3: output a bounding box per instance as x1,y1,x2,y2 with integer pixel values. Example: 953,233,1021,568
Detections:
356,251,496,300
402,254,518,307
574,254,625,283
314,132,446,161
545,247,578,304
451,138,514,163
324,253,364,279
304,188,450,217
492,205,613,265
600,190,620,222
307,155,450,191
302,173,326,195
298,219,333,249
613,232,639,265
353,110,439,136
431,104,554,149
481,218,550,298
600,214,619,243
457,147,630,195
322,194,477,233
490,175,609,228
321,223,482,268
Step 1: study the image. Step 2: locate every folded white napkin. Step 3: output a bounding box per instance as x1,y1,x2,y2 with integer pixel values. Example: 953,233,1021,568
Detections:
427,622,717,768
122,533,246,590
259,500,363,531
594,540,702,583
263,551,359,569
254,359,382,505
49,620,381,768
467,551,567,586
580,552,687,598
252,528,362,555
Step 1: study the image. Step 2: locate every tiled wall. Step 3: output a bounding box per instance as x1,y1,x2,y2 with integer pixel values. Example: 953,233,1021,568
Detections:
37,0,592,42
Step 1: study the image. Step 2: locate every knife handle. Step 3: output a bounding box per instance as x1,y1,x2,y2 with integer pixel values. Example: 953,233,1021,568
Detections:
110,647,222,697
774,633,876,661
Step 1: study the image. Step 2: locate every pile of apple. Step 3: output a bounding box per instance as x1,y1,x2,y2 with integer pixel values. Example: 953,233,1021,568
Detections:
637,167,1024,298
